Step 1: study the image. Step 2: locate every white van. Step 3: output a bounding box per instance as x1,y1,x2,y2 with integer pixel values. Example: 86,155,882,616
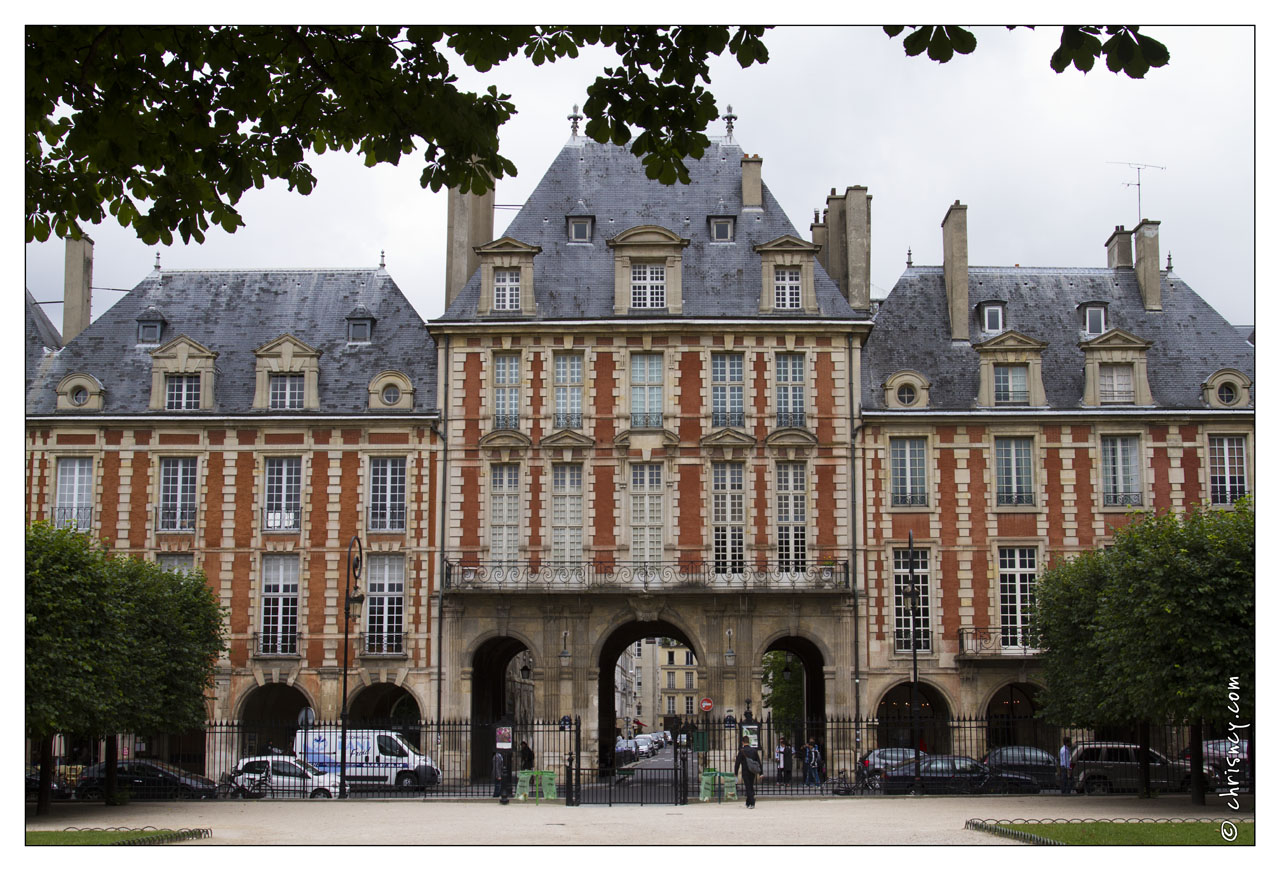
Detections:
293,729,440,789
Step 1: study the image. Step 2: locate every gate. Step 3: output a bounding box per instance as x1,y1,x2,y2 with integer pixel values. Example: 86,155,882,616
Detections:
575,728,691,806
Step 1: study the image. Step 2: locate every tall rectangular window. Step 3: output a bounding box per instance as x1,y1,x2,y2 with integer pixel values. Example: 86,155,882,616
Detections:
893,548,931,652
1099,364,1135,404
774,266,802,309
776,353,805,428
994,365,1029,405
685,696,694,715
493,268,521,310
554,353,583,429
630,464,663,565
260,554,299,655
490,463,521,566
630,353,663,429
712,462,745,574
551,464,584,564
630,263,666,308
368,457,407,531
685,671,694,689
1101,436,1142,506
158,457,197,530
269,373,305,410
999,547,1037,649
493,353,520,430
165,374,201,410
667,671,675,689
995,437,1034,506
1209,436,1249,505
365,554,405,654
777,462,807,572
711,352,744,427
55,457,93,529
667,696,676,715
685,650,695,665
1084,305,1107,335
263,457,302,530
890,437,928,506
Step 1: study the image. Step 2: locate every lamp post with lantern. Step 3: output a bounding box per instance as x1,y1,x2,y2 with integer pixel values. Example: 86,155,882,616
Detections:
339,535,365,799
904,530,922,794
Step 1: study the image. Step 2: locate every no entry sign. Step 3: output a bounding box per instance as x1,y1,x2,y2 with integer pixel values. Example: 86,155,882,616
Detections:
700,697,713,712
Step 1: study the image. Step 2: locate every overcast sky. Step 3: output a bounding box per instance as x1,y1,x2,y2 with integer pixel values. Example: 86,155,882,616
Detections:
22,25,1256,332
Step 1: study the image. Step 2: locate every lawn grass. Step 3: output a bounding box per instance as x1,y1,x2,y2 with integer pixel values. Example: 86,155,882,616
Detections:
1002,821,1254,846
25,829,181,846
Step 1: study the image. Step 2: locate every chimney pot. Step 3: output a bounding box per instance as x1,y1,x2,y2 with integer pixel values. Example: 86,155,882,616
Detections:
1105,225,1134,268
62,236,94,343
941,201,969,341
445,187,496,307
1134,219,1162,310
741,154,763,209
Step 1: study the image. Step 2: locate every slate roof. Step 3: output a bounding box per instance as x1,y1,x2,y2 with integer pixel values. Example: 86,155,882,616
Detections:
438,137,861,322
862,266,1255,411
26,268,436,416
25,289,62,394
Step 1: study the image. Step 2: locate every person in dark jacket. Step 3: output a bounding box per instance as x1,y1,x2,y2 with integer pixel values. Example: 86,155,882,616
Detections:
519,740,535,771
733,735,761,808
492,749,506,799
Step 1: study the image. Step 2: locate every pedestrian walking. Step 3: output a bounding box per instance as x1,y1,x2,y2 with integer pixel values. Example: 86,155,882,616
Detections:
1059,736,1073,795
803,739,823,787
775,739,787,784
519,740,534,771
781,739,793,784
492,749,507,800
734,735,761,808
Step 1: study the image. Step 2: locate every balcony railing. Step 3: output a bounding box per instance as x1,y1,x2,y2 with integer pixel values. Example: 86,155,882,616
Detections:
994,390,1030,405
361,632,406,656
367,504,407,532
262,506,302,531
156,505,197,532
958,626,1041,657
1100,389,1135,404
891,493,928,507
775,411,806,429
53,506,93,529
712,410,744,428
996,491,1035,506
1102,491,1143,507
493,412,520,430
553,411,583,429
254,631,299,657
444,559,849,592
630,411,664,430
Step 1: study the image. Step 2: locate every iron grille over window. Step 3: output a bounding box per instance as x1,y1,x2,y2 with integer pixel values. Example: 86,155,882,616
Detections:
994,365,1029,405
1101,436,1142,506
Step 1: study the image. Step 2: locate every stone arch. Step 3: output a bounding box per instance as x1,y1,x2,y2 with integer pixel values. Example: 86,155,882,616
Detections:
874,681,954,754
467,635,536,782
982,681,1056,751
348,681,425,724
761,634,828,723
234,682,317,757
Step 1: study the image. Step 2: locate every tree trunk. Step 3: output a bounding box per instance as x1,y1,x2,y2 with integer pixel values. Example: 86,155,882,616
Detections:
1189,720,1205,805
36,733,55,816
105,735,118,803
1137,721,1151,798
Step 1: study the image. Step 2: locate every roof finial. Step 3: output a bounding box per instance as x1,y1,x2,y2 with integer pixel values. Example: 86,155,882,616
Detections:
154,251,161,271
568,104,582,137
724,104,737,141
906,247,913,267
380,250,386,268
1166,251,1172,270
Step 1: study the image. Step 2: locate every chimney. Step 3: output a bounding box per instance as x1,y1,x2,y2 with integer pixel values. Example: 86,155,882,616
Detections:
941,201,969,341
1105,225,1134,268
810,208,828,273
741,154,763,209
63,235,93,343
824,189,847,296
844,186,871,311
1134,219,1162,311
445,186,495,307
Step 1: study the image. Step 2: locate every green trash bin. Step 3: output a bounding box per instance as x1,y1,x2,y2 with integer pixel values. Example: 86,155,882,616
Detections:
720,772,738,800
699,770,718,802
515,770,534,800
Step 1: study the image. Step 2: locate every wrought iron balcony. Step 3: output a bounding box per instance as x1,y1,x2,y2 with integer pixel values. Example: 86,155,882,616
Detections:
1099,389,1135,404
156,505,197,532
994,390,1030,405
361,632,405,656
630,411,664,430
712,410,745,428
53,506,93,529
891,493,928,507
253,631,299,657
444,559,849,592
775,411,806,429
367,504,407,532
262,506,302,531
958,626,1041,657
493,412,520,430
554,411,583,429
996,491,1035,506
1102,491,1143,507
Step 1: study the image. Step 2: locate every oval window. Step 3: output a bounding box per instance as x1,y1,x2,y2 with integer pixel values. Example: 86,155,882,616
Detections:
896,384,917,406
381,384,401,405
1217,382,1238,405
71,387,89,406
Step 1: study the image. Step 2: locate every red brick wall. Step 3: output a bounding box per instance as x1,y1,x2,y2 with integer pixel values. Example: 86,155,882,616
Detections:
679,351,702,442
677,464,702,554
593,351,617,443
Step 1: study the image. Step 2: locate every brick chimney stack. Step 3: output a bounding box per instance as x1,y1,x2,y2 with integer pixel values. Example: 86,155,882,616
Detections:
941,201,969,341
1134,219,1162,311
62,235,93,343
445,187,495,307
1106,225,1134,268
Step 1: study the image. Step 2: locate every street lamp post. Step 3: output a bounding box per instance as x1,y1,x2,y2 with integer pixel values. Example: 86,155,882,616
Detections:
339,535,365,799
906,530,922,794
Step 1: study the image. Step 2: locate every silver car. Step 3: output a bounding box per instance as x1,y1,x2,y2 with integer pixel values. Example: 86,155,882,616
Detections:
232,755,339,798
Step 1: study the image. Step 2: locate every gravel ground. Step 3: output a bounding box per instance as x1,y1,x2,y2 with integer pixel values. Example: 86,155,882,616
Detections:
25,792,1252,846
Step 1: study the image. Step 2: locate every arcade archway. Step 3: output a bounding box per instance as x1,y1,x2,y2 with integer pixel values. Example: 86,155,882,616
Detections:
985,682,1055,750
597,620,698,768
237,683,313,755
349,683,422,724
469,636,534,780
875,682,952,754
763,635,826,723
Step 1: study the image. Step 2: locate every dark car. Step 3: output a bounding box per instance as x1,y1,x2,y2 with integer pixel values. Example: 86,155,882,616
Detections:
981,745,1058,790
74,760,217,800
860,747,927,788
881,754,1040,795
1180,739,1251,789
26,767,73,801
1069,742,1200,795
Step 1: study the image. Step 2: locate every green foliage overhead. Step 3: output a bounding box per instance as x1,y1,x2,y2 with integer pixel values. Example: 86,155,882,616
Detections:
761,651,804,726
27,25,1170,246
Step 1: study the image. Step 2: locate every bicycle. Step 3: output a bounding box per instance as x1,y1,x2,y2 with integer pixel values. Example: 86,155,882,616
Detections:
820,769,854,796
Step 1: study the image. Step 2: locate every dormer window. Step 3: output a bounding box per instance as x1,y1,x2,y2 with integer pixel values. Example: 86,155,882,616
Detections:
346,305,375,343
252,335,320,410
631,264,667,309
493,269,521,310
1099,364,1135,404
568,218,593,243
774,267,802,309
981,303,1004,333
166,374,202,410
1084,304,1107,335
994,364,1029,405
607,225,689,315
475,237,541,316
710,218,734,242
136,305,168,345
1203,368,1251,408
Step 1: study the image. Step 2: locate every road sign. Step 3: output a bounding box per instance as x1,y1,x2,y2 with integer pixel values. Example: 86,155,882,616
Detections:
700,697,713,712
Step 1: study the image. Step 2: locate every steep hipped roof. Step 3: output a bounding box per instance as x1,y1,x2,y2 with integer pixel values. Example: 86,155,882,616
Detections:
862,266,1254,411
438,137,860,322
26,268,436,416
25,289,62,393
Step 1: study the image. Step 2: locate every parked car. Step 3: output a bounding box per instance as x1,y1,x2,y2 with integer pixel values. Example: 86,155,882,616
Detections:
981,745,1058,790
26,767,73,801
860,747,927,788
1180,739,1251,787
230,755,339,798
74,760,217,800
648,733,665,750
614,738,638,766
295,729,440,789
881,755,1040,795
1069,742,1201,794
634,736,654,758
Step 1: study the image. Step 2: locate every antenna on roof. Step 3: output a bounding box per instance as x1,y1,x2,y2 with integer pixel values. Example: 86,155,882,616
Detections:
1108,161,1165,225
723,104,737,141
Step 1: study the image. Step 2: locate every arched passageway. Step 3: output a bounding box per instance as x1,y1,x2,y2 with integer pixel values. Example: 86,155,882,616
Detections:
597,620,698,768
763,636,826,722
985,682,1056,750
237,683,312,755
875,682,952,754
469,637,534,780
349,683,422,724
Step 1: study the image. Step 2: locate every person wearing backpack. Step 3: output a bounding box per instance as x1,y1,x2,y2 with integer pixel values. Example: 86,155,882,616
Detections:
804,739,823,787
733,734,762,808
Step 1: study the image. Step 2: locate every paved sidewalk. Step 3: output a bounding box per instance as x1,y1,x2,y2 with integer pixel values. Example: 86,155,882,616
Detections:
25,792,1252,846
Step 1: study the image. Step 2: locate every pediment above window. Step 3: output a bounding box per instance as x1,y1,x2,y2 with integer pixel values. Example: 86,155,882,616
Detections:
752,235,821,256
764,427,818,451
1077,328,1153,352
149,336,218,410
478,429,533,451
539,428,595,449
971,331,1047,353
255,334,322,363
476,237,541,316
606,225,690,248
475,236,542,256
613,428,680,449
1079,329,1154,407
699,428,757,449
754,236,821,313
608,226,690,316
253,335,321,410
151,335,218,366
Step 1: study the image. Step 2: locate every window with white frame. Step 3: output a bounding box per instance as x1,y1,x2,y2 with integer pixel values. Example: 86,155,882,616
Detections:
554,353,583,429
264,457,303,530
157,552,195,572
711,352,744,427
630,463,663,565
685,650,695,665
365,553,404,654
893,548,931,652
890,437,928,507
982,304,1004,333
667,696,676,715
55,457,93,529
667,671,675,689
268,373,306,410
998,547,1038,649
993,364,1029,405
775,353,806,428
490,463,521,566
493,353,520,430
685,671,694,689
158,457,197,530
165,374,201,410
368,457,407,531
711,218,734,242
712,462,745,574
777,462,807,572
684,696,694,715
1084,305,1107,335
774,266,802,309
1101,436,1142,506
551,464,584,564
259,554,299,655
1099,364,1135,404
995,437,1034,506
493,269,521,310
1209,436,1249,505
569,218,592,243
630,263,666,308
630,353,663,429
